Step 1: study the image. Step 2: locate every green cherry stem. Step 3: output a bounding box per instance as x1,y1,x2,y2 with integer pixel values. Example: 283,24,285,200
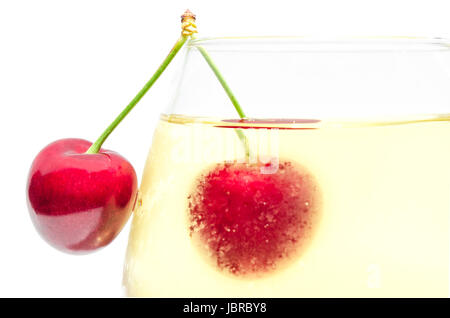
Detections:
195,45,250,158
182,10,250,158
195,46,246,118
86,9,250,159
86,35,188,154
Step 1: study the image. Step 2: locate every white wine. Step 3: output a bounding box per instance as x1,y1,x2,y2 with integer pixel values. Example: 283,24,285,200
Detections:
124,114,450,297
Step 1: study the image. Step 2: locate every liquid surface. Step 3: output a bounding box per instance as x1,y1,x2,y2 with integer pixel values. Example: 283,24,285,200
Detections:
124,114,450,297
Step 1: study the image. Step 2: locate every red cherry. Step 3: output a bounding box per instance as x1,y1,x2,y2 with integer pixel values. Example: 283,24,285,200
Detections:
26,138,138,253
188,160,322,277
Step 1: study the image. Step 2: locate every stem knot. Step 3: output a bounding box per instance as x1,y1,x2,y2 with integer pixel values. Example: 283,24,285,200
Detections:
181,9,198,36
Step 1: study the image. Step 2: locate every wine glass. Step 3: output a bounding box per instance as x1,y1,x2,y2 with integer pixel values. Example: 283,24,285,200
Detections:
123,37,450,297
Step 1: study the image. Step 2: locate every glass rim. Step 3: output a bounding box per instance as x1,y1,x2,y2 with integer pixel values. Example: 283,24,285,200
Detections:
187,36,450,52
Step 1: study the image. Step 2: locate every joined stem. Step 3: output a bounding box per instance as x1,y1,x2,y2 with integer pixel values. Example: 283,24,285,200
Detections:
86,10,250,159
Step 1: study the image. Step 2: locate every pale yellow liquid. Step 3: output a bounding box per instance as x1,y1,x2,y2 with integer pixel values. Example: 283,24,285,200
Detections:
124,114,450,297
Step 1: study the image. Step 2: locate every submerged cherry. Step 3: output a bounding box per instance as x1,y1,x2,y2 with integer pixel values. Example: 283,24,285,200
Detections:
188,160,322,277
27,139,137,253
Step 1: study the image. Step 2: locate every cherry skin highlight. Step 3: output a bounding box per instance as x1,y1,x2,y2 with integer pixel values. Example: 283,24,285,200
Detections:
188,160,321,277
27,138,138,253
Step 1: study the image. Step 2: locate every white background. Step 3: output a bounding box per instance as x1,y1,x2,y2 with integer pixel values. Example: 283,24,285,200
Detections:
0,0,449,297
